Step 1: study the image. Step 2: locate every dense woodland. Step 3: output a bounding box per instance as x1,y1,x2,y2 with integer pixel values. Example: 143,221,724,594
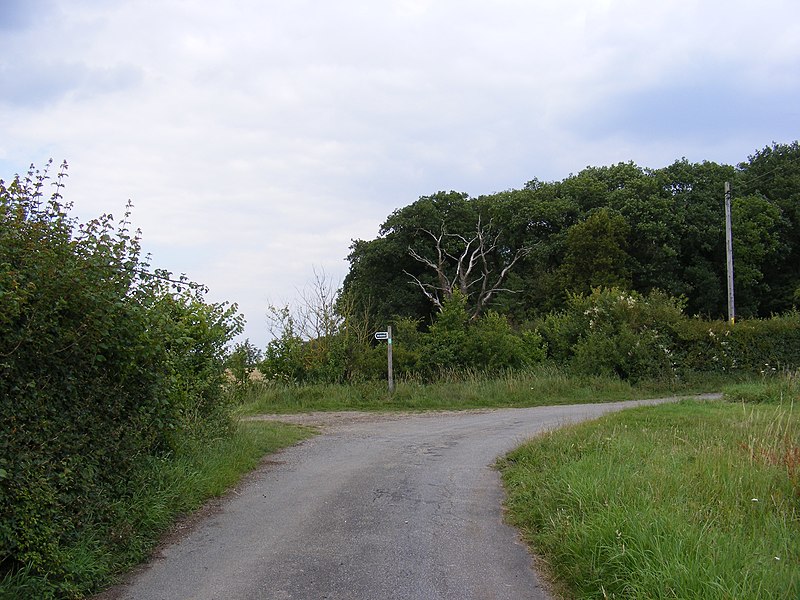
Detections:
342,142,800,326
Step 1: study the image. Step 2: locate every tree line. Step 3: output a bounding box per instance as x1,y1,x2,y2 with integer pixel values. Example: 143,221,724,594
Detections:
244,142,800,385
342,141,800,327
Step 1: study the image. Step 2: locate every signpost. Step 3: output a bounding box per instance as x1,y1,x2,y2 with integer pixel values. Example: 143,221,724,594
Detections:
374,326,394,392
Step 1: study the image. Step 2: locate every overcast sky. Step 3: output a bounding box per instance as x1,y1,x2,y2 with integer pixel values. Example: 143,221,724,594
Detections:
2,0,798,349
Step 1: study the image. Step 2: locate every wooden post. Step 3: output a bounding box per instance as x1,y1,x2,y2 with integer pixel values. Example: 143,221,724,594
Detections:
387,325,394,393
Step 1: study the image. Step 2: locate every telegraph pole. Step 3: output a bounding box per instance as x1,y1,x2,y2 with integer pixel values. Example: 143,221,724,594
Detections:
724,181,735,325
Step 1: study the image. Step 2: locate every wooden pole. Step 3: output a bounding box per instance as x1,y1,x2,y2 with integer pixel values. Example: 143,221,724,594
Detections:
387,325,394,392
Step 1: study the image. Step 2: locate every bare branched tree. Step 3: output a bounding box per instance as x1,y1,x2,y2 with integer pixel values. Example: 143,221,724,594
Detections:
296,266,342,340
266,266,372,344
404,218,530,319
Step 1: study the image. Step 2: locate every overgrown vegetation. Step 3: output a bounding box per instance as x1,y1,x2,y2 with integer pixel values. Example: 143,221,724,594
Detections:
500,373,800,599
0,163,302,597
257,281,800,386
236,363,729,416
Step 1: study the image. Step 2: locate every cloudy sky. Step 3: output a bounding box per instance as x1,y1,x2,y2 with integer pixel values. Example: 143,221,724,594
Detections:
1,0,798,349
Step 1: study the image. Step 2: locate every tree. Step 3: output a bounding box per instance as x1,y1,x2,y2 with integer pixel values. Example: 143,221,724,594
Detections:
227,338,263,387
341,191,479,325
558,208,632,294
405,217,531,320
739,142,800,314
731,194,786,316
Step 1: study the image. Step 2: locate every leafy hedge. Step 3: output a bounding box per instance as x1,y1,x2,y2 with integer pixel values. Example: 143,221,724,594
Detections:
0,163,242,596
673,312,800,374
539,287,800,381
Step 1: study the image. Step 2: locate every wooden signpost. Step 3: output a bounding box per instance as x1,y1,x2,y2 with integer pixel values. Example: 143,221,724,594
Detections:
374,326,394,392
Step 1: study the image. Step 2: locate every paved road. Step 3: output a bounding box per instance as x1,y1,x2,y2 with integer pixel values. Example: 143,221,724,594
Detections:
100,397,712,600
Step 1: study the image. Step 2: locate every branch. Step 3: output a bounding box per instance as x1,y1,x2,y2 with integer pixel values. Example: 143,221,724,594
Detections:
403,270,443,310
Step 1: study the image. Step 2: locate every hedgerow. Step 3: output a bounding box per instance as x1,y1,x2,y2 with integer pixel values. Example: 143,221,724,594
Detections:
539,287,800,380
0,162,242,596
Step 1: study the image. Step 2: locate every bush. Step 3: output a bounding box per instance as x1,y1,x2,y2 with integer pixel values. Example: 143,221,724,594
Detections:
540,288,684,381
539,287,800,382
673,312,800,374
0,162,242,593
391,293,547,378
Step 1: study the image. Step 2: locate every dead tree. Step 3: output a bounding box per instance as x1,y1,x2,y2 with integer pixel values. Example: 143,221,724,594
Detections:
404,218,530,319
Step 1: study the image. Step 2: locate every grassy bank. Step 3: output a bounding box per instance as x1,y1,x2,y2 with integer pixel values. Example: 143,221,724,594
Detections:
0,421,314,599
499,376,799,599
236,365,732,415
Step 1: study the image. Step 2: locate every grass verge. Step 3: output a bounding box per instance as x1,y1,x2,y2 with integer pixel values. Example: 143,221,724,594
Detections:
236,364,732,415
499,378,799,599
0,421,314,599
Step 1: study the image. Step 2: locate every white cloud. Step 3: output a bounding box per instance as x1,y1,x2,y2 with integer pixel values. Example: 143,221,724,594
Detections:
1,0,798,348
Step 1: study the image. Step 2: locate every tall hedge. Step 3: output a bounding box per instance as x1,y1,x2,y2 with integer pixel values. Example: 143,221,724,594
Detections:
0,163,242,593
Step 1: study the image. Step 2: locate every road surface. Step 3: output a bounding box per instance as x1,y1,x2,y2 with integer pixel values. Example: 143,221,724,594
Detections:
99,396,713,600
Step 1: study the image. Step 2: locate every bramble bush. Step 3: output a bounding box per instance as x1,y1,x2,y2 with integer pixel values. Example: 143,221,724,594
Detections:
673,311,800,374
0,162,242,596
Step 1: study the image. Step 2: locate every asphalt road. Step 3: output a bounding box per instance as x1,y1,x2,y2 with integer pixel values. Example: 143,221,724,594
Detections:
99,397,706,600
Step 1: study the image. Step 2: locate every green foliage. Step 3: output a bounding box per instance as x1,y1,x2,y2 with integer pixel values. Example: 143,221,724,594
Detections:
539,287,800,382
673,312,800,374
260,289,381,385
391,292,547,378
0,162,242,595
559,207,632,294
731,195,787,316
260,305,308,383
343,142,800,324
225,338,263,403
540,288,685,381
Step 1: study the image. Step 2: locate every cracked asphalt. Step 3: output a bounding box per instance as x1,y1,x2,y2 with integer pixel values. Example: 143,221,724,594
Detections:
98,396,714,600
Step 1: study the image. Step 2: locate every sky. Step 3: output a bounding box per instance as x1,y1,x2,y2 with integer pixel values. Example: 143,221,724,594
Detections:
1,0,798,350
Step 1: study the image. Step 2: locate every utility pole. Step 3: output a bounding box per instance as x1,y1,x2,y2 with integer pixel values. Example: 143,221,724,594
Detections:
724,181,735,325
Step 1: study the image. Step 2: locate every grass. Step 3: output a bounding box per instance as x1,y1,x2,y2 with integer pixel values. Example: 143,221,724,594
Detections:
235,364,732,415
0,420,314,599
499,375,799,599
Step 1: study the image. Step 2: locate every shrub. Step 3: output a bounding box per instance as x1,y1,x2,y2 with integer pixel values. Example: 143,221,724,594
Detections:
673,311,800,374
391,293,547,378
540,288,684,381
0,162,242,592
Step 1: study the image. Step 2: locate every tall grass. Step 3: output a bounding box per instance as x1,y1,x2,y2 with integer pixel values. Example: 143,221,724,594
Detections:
0,421,313,599
500,378,799,599
236,364,732,415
